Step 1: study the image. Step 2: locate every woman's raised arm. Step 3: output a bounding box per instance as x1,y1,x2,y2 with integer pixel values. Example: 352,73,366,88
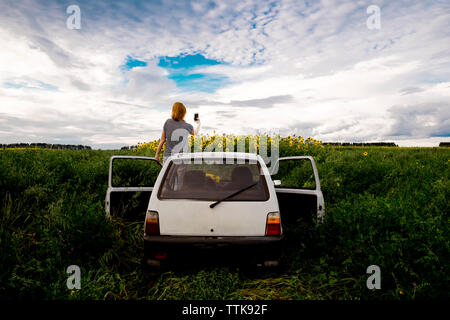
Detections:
193,118,201,135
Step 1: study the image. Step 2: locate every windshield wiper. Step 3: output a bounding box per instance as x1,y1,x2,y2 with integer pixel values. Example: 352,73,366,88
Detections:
209,182,258,208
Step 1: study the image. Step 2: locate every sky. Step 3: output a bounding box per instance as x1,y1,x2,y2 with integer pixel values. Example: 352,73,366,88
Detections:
0,0,449,149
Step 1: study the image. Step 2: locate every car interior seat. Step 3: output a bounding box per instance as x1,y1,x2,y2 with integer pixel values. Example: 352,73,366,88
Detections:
182,170,206,190
231,166,255,188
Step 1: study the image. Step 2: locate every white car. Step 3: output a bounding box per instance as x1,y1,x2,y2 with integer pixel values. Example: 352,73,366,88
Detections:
105,152,325,268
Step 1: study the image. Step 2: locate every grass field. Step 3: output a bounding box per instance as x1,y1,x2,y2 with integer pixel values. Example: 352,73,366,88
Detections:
0,137,449,300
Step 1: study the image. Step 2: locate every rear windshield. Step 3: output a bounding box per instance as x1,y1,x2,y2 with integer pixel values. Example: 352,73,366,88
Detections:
158,158,270,201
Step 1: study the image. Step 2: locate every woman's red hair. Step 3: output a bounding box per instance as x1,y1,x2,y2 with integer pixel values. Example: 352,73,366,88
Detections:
171,102,186,121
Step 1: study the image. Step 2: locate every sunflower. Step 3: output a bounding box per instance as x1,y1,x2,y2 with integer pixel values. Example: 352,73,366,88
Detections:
363,152,368,156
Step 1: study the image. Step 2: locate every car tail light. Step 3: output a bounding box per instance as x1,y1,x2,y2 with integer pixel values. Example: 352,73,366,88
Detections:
145,210,160,235
154,252,167,260
265,211,281,236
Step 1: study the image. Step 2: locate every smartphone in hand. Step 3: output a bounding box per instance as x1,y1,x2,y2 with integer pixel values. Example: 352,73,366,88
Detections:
194,113,199,121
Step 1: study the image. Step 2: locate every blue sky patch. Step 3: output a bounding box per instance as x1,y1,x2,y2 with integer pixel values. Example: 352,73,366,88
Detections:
4,80,58,91
158,53,221,69
158,53,227,93
431,132,450,137
168,73,229,93
121,56,147,70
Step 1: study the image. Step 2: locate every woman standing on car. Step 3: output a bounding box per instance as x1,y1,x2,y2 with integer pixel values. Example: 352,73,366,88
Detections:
155,102,201,164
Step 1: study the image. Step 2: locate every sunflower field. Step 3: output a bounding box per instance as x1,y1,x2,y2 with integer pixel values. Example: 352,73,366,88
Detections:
0,134,448,300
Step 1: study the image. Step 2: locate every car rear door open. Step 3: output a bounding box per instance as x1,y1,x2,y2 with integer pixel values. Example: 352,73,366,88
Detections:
271,156,325,225
105,156,161,221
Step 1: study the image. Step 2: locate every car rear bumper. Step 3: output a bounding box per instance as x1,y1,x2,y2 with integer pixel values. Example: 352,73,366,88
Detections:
144,235,283,263
144,234,282,244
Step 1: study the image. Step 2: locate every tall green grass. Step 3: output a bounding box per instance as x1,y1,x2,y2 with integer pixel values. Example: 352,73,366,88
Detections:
0,146,448,299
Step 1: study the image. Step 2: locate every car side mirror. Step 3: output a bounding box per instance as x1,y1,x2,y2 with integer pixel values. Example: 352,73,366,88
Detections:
273,180,281,186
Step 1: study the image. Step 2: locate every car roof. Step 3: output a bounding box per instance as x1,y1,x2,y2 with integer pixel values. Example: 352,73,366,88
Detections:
167,152,260,160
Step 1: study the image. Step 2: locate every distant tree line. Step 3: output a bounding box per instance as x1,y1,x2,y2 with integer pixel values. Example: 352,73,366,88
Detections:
439,142,450,147
1,143,92,150
121,145,137,150
323,142,398,147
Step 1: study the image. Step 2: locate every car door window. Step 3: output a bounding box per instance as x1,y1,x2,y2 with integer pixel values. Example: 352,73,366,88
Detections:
112,158,160,188
272,158,316,190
